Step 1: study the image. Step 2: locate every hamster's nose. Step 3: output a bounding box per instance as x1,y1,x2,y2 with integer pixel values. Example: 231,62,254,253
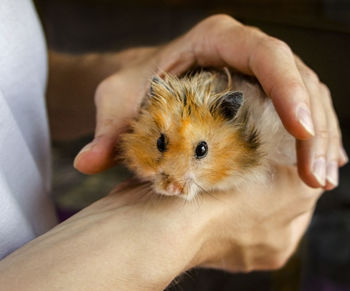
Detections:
166,181,183,195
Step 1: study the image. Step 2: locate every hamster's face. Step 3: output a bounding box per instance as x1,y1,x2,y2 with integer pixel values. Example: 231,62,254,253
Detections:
121,74,260,200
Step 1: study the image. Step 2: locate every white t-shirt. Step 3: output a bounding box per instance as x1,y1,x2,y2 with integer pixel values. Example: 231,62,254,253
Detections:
0,0,57,259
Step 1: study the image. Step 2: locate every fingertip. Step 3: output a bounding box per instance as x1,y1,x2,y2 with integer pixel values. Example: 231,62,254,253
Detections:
286,122,314,141
324,168,338,191
298,168,324,189
73,140,97,173
324,181,337,191
297,162,322,189
74,151,102,175
324,161,338,189
283,104,314,141
297,142,325,189
311,157,327,187
339,146,349,166
73,136,117,174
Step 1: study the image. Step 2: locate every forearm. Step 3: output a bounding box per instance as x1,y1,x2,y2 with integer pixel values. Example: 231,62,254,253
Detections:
0,208,168,290
0,170,319,290
47,48,157,141
0,183,209,291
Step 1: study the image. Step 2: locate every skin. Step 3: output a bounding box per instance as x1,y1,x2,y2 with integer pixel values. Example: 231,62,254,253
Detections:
0,166,321,291
2,14,346,290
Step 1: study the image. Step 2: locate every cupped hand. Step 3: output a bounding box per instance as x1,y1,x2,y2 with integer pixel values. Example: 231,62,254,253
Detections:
73,14,347,189
103,166,322,278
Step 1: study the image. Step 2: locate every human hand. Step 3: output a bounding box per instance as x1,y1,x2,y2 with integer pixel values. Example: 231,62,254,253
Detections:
0,165,321,291
105,166,322,276
73,14,347,189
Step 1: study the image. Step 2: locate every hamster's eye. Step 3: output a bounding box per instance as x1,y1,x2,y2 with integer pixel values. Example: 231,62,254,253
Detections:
195,141,208,159
157,134,167,152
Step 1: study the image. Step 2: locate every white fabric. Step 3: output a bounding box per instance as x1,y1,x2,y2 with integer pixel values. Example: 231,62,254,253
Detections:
0,0,57,259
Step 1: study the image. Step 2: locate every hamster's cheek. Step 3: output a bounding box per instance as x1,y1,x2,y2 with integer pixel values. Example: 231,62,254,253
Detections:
136,168,157,180
126,144,160,177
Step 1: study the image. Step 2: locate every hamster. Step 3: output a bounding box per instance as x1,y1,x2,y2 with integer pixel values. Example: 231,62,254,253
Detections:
120,69,295,200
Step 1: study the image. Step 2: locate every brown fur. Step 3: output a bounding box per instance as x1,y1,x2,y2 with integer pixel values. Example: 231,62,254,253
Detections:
120,70,295,200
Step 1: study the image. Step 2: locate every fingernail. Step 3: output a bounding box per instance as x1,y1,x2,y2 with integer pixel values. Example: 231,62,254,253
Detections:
326,161,338,187
313,157,326,186
340,147,349,164
296,104,315,136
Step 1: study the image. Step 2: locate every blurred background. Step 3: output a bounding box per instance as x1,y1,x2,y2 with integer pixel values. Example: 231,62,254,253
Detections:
33,0,350,290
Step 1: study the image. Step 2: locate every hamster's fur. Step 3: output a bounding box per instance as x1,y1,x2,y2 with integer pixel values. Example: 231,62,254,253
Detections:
121,70,295,200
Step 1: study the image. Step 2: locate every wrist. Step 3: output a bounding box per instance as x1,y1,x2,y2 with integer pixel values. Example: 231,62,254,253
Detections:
104,193,216,289
135,197,213,289
187,193,239,269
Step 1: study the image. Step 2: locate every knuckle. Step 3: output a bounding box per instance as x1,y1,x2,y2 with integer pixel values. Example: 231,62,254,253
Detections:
316,128,329,140
303,68,319,85
264,37,293,56
330,133,340,144
204,14,235,26
197,14,241,36
286,80,306,93
267,253,290,270
268,79,304,101
253,230,293,271
319,83,335,109
94,80,109,104
320,82,331,97
266,236,294,270
245,25,264,36
193,14,241,56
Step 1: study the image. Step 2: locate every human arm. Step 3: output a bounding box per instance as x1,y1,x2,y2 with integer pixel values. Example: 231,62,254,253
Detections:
0,165,321,291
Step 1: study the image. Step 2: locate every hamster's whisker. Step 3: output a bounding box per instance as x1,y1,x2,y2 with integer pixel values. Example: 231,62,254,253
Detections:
142,188,157,206
192,190,202,209
183,178,201,208
181,179,190,207
191,180,208,194
192,180,219,201
138,181,154,197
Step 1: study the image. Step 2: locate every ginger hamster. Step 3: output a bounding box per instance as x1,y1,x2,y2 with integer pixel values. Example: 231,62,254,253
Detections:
120,70,295,200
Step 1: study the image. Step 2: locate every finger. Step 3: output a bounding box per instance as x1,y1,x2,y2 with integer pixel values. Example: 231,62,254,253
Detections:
188,15,315,140
73,135,119,175
339,146,349,166
297,116,328,189
74,73,144,174
297,82,341,189
295,58,344,189
320,84,341,189
245,36,315,140
296,69,329,188
295,56,348,170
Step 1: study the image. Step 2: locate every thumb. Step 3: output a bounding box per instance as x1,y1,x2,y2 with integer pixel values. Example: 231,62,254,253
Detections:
74,74,141,174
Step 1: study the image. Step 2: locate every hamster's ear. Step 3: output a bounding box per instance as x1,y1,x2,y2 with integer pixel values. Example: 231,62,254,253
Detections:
148,75,175,103
218,91,244,120
140,76,162,108
150,76,161,98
